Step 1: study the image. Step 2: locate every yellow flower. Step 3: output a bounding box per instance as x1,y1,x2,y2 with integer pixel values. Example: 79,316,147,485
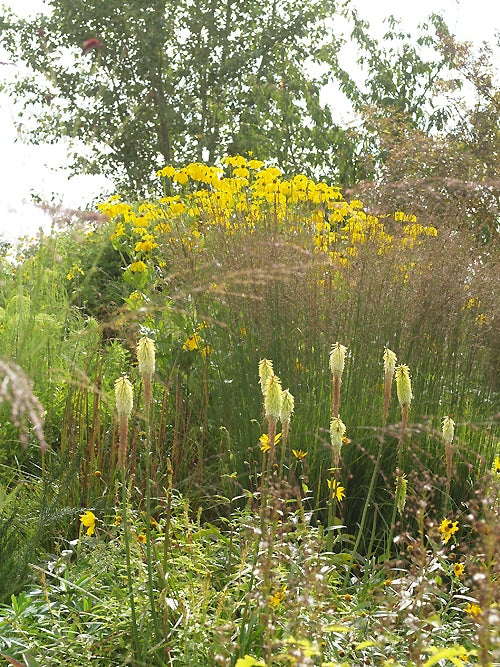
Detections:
114,515,122,525
464,602,482,618
235,656,265,667
493,455,500,474
259,432,282,452
453,562,465,578
438,518,459,544
269,585,286,608
292,449,307,461
157,165,176,178
182,332,201,351
80,510,96,536
137,533,147,544
327,479,346,501
129,260,147,273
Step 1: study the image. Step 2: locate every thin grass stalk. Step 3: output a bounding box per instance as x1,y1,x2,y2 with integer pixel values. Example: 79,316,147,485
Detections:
343,441,384,590
142,396,162,649
163,458,173,572
120,471,141,663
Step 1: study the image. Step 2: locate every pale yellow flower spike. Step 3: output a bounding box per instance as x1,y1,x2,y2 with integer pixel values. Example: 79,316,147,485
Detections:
258,358,274,396
280,389,294,424
114,376,134,417
383,347,397,377
442,416,455,444
329,342,347,379
264,375,283,420
137,336,156,378
330,416,347,468
395,364,412,408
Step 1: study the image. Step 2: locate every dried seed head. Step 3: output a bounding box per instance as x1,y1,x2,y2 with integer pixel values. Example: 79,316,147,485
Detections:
258,358,274,396
115,376,133,417
329,342,347,379
395,364,412,408
383,347,397,377
137,336,156,377
264,375,282,420
442,416,455,444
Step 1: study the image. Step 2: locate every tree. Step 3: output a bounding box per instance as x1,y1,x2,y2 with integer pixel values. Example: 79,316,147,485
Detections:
344,26,500,243
0,0,359,195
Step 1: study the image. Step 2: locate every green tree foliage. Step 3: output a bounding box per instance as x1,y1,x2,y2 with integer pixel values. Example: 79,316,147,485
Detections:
330,10,457,132
0,0,359,193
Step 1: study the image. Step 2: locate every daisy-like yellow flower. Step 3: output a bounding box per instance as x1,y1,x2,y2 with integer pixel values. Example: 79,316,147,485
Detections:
453,562,465,578
327,479,346,501
438,518,459,544
292,449,307,461
259,432,282,452
182,332,201,351
464,602,482,618
137,534,147,544
269,585,286,608
80,510,96,536
493,455,500,474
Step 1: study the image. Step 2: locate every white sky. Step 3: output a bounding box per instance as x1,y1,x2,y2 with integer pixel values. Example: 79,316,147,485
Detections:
0,0,498,241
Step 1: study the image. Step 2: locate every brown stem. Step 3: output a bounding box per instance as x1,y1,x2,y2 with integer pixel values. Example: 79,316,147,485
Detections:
118,415,129,470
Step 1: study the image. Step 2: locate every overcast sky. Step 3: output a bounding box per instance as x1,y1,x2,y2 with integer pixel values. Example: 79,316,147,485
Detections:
0,0,498,241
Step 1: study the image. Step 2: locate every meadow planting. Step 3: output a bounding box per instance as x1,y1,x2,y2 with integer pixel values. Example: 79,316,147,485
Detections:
0,156,498,666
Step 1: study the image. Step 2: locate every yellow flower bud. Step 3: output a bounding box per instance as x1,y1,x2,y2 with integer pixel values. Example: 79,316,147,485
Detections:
395,365,412,408
330,416,346,464
330,416,346,446
115,376,133,417
442,416,455,444
329,342,347,379
383,347,397,377
395,472,408,514
264,375,282,420
280,389,294,424
258,358,274,396
137,336,156,377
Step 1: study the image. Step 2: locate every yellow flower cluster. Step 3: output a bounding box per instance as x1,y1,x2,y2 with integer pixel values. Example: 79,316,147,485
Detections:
98,155,439,290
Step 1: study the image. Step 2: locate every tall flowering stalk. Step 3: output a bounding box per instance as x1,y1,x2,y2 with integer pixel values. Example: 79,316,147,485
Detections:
395,364,412,464
383,347,397,426
136,336,161,643
328,416,346,552
114,374,140,660
442,415,455,508
278,388,294,475
330,416,347,470
330,342,347,419
115,376,134,470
